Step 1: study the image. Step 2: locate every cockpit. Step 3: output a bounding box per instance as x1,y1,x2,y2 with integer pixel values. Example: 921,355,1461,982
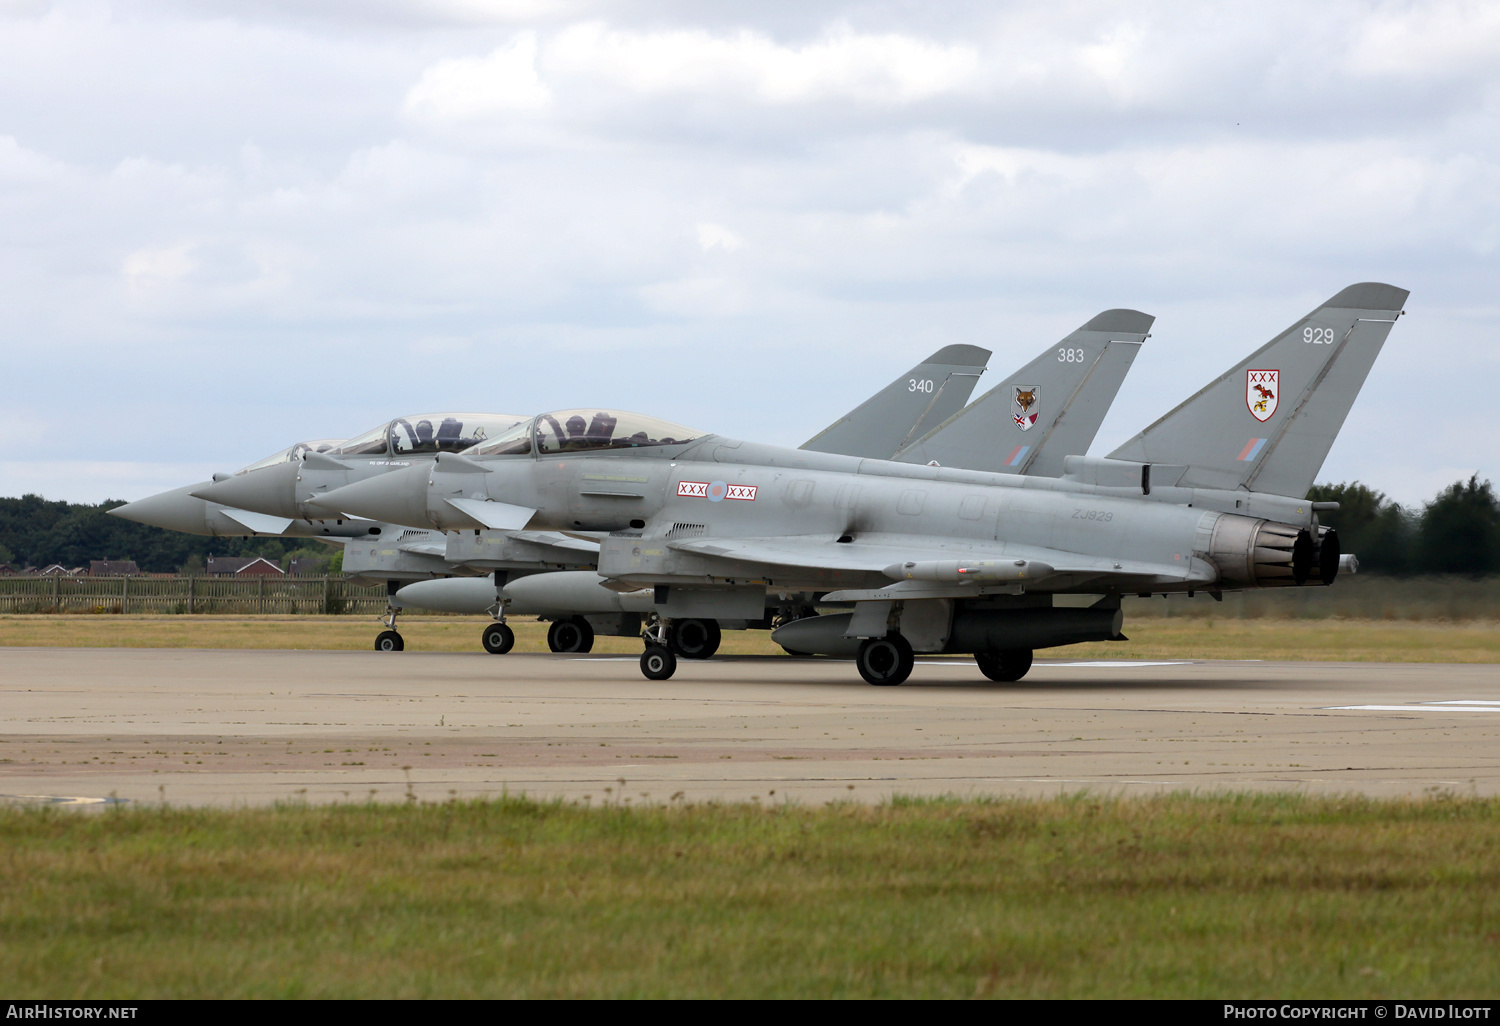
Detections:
237,439,344,475
332,413,528,457
463,410,703,458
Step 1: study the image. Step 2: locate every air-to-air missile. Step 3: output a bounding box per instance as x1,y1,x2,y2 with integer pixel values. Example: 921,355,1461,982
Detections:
307,284,1402,685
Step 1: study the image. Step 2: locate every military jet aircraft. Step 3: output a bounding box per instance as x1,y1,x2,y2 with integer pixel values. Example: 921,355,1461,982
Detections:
386,314,1149,656
390,343,998,653
309,283,1403,685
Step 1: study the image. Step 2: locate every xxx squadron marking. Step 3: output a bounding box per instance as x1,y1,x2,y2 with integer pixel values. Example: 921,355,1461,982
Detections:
1247,369,1279,422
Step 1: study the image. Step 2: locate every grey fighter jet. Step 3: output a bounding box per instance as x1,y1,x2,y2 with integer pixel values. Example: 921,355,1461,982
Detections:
311,283,1404,685
109,439,382,542
391,343,998,654
386,320,1145,656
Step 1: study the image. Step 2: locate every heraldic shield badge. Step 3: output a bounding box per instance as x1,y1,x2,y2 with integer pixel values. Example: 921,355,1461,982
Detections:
1247,369,1279,422
1012,385,1040,431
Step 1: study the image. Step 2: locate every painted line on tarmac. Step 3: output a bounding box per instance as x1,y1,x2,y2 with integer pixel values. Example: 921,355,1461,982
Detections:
1328,702,1500,713
1033,661,1193,668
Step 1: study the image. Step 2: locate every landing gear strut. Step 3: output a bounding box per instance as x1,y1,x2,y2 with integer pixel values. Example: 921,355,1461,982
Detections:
480,570,515,654
374,592,404,651
639,614,678,680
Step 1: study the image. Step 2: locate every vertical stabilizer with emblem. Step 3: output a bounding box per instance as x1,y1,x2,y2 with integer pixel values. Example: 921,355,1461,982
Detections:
1107,283,1407,497
893,310,1151,475
800,344,991,459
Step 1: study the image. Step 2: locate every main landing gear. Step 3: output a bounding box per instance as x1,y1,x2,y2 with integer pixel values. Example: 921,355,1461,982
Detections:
855,634,914,686
546,616,595,654
975,649,1033,682
667,618,720,659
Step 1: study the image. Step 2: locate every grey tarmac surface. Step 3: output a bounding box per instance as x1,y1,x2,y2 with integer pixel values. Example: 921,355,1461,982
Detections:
2,647,1499,806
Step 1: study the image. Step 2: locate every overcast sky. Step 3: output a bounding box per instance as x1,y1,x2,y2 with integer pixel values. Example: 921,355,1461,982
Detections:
1,0,1495,507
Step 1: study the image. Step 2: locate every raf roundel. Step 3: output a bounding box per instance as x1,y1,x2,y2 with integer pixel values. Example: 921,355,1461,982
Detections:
707,481,728,502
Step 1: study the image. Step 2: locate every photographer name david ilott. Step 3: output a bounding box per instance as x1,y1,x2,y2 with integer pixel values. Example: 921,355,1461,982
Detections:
1225,1005,1494,1019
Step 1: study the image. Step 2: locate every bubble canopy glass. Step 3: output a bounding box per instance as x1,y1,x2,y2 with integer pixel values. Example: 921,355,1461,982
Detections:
332,414,526,457
464,410,702,457
238,439,344,475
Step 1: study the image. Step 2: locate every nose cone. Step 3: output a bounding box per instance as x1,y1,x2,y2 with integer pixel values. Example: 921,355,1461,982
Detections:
109,483,216,534
191,461,302,519
307,462,434,527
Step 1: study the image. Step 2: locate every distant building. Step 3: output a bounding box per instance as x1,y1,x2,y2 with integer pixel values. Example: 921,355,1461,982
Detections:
89,560,141,577
289,556,329,576
207,556,284,577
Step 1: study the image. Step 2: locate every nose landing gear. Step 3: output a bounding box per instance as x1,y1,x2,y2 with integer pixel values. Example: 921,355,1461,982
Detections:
481,621,515,654
374,599,404,652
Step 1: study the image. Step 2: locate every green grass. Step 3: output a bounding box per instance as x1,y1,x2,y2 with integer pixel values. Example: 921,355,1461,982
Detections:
3,794,1500,997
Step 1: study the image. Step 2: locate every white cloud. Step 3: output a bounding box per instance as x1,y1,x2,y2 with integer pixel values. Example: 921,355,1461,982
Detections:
546,21,980,105
696,222,743,252
122,242,196,289
403,32,552,119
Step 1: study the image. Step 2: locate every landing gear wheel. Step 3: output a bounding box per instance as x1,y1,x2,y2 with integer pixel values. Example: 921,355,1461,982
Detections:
668,618,721,659
481,622,515,655
547,617,595,654
976,649,1033,682
374,630,404,652
856,634,914,686
641,645,677,681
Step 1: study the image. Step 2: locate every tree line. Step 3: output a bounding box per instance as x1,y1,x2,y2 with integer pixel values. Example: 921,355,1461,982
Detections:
0,475,1496,577
0,494,338,574
1306,476,1499,575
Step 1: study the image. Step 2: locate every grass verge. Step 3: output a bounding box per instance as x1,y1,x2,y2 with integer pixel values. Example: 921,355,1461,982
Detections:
1,614,1498,662
2,793,1498,998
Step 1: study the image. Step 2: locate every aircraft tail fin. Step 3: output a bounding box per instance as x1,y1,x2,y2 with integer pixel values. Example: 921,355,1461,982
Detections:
800,344,990,460
1108,283,1408,497
894,310,1151,475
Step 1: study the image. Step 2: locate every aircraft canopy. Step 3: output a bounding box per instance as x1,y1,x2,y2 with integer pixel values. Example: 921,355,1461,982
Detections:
237,439,344,475
464,410,702,457
333,413,526,457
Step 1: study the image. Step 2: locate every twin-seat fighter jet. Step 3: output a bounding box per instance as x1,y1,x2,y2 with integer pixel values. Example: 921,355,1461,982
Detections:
132,353,988,651
307,284,1402,685
108,439,380,540
388,311,1148,656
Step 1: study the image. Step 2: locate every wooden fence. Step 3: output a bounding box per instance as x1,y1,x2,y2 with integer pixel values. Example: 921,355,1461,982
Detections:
0,577,388,615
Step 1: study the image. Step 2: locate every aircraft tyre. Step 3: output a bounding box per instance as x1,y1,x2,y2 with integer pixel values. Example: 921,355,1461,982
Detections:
856,634,914,686
641,645,677,681
481,622,515,655
374,630,404,652
668,618,721,659
976,649,1033,682
547,617,594,654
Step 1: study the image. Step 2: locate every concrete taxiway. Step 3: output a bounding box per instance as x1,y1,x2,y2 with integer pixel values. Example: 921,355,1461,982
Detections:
3,648,1499,806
